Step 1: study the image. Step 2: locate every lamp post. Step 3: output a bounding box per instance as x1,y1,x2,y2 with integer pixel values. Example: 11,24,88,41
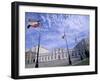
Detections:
62,28,72,65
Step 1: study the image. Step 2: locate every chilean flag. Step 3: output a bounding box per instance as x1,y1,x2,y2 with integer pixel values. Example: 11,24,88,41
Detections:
27,19,40,29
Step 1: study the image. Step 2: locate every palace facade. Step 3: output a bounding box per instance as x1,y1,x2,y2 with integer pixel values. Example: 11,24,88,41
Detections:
25,38,89,67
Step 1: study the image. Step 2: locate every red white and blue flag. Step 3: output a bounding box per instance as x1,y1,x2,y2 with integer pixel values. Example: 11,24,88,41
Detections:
27,19,40,29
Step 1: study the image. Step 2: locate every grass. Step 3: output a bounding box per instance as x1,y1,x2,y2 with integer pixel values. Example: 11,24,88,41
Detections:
74,58,89,66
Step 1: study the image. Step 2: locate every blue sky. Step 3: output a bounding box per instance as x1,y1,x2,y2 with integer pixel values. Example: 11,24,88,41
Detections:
25,12,89,50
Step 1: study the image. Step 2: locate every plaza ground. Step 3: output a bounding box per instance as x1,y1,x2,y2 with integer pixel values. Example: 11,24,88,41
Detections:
25,58,89,68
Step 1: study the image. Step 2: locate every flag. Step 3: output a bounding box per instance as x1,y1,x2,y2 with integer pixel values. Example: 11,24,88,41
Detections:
27,19,40,29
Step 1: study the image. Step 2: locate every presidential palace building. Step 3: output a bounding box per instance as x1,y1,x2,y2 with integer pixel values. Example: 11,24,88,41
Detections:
25,38,89,68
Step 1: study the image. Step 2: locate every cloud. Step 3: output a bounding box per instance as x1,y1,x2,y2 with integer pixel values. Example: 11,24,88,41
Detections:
25,12,89,50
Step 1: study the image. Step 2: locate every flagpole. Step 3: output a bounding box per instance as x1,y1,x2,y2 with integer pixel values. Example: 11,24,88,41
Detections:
27,19,41,68
35,31,41,68
64,28,72,65
35,22,41,68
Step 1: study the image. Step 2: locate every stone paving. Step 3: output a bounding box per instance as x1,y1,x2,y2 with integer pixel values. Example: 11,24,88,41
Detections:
25,57,82,68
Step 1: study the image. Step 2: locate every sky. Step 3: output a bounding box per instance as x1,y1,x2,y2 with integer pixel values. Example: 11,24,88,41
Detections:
25,12,89,50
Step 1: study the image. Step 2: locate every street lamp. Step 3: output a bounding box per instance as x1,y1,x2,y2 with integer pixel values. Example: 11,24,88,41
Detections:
62,28,72,65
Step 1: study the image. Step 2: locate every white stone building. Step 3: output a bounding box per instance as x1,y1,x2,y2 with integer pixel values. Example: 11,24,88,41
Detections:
25,46,72,64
